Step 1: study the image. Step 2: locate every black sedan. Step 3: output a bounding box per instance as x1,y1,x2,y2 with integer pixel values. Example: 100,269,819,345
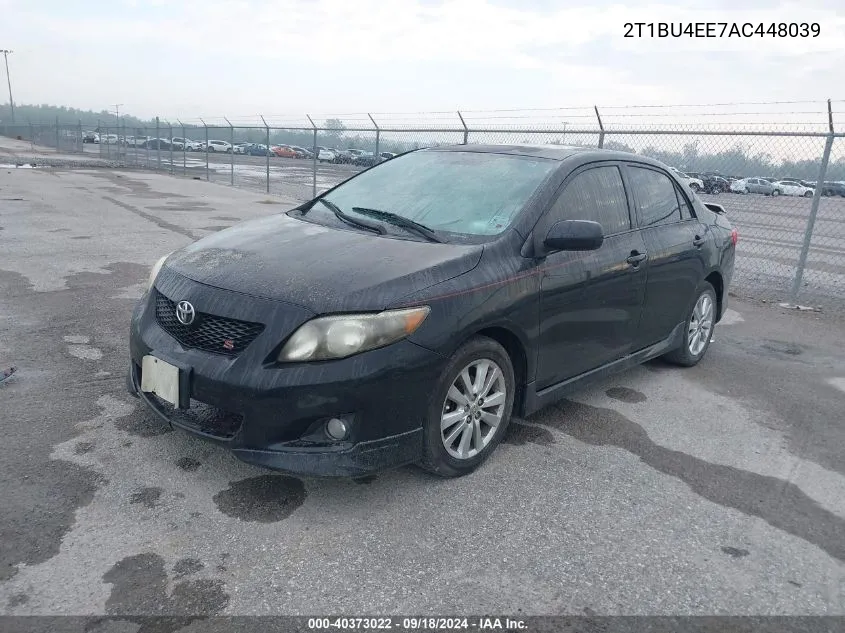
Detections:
351,154,381,168
128,145,736,478
143,138,173,150
820,181,845,197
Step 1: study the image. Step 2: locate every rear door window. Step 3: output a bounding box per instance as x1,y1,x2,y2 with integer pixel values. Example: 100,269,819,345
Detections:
628,166,682,228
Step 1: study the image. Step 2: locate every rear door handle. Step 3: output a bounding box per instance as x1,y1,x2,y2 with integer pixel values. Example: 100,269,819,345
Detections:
626,252,648,267
693,235,705,247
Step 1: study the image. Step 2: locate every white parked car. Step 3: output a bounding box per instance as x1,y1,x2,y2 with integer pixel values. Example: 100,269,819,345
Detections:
101,134,119,144
204,140,233,153
669,167,704,193
730,178,748,193
172,137,203,151
773,181,815,198
233,143,249,155
318,148,337,162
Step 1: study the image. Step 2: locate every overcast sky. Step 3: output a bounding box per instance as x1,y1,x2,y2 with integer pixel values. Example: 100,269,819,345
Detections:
2,0,844,126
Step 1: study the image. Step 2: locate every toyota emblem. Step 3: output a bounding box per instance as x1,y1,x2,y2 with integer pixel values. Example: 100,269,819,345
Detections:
175,300,196,325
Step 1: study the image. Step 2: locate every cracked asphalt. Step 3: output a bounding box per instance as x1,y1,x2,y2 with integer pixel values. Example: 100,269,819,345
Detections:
1,161,844,618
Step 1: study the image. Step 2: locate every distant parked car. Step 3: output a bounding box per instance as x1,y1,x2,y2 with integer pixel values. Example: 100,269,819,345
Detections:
735,178,777,195
143,138,173,150
380,152,396,160
243,143,271,156
820,181,845,197
172,137,202,151
289,146,312,159
83,131,100,144
703,175,730,194
318,148,337,162
203,140,233,153
668,167,704,193
233,143,250,155
100,134,119,144
351,154,382,167
268,145,297,158
772,181,814,198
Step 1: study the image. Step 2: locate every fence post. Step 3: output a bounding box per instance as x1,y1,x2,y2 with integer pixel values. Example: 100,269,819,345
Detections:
155,116,161,170
368,113,380,159
28,121,33,150
791,99,835,302
55,116,59,152
457,111,468,145
225,116,234,186
178,120,186,175
199,119,208,181
169,123,174,174
260,115,270,194
307,114,317,199
595,105,605,149
78,119,82,153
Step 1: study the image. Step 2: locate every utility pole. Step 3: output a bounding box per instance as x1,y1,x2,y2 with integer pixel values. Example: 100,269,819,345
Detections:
1,50,14,123
112,103,123,124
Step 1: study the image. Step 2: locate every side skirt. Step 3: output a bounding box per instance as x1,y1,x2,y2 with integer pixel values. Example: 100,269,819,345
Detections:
521,322,685,416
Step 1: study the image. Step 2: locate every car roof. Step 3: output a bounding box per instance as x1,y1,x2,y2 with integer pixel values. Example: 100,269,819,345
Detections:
421,144,669,169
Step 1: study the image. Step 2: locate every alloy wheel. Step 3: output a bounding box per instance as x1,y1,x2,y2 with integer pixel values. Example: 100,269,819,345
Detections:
440,359,506,460
688,293,714,356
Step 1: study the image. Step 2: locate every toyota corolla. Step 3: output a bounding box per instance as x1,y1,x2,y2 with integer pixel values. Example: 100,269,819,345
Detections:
128,144,736,478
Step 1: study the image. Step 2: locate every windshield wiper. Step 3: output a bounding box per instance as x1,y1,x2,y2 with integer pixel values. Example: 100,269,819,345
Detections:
313,198,386,235
351,207,443,243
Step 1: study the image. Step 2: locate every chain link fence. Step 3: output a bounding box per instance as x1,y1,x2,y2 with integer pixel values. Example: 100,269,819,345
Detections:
3,103,844,309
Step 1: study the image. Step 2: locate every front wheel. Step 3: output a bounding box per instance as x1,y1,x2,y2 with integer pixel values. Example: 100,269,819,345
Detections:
772,189,781,197
419,336,515,478
689,183,701,193
663,282,717,367
804,191,813,198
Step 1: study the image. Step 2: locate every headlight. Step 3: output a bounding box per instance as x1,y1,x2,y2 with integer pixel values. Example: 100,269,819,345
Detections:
277,306,430,362
147,253,171,290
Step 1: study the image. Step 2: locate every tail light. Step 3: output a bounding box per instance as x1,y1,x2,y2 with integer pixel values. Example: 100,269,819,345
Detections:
731,228,738,246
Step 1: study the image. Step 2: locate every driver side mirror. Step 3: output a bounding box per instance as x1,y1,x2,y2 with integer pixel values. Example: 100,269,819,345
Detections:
543,220,604,253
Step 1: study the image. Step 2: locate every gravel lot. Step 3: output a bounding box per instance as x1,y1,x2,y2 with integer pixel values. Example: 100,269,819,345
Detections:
1,162,844,619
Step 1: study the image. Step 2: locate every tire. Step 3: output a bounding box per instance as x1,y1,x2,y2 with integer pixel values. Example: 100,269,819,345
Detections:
226,148,232,154
689,183,701,193
419,336,516,478
662,282,717,367
208,146,215,152
772,189,781,197
804,191,813,198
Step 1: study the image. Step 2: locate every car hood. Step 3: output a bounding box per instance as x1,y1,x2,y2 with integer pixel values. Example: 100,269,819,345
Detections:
164,212,484,313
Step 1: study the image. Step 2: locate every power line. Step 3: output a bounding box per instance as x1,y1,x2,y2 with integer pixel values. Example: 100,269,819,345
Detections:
1,49,14,123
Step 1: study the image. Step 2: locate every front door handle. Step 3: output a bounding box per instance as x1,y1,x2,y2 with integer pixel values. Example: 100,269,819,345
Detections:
626,251,648,267
693,235,705,247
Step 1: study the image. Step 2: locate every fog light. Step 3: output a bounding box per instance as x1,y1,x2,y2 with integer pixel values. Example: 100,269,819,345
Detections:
325,418,349,440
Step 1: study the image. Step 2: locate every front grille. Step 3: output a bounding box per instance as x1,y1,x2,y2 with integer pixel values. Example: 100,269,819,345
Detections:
154,290,265,356
149,392,243,439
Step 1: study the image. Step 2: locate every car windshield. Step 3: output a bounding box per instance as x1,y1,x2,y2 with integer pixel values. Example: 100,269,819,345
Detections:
321,150,557,237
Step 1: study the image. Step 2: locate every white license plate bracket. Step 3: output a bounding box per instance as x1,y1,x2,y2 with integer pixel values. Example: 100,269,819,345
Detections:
140,355,189,409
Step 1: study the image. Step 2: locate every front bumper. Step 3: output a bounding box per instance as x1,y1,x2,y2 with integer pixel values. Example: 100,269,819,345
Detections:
128,276,446,477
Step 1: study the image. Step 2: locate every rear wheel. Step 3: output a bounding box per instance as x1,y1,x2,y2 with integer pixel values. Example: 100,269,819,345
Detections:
772,189,781,197
419,336,515,478
663,282,717,367
804,190,813,198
